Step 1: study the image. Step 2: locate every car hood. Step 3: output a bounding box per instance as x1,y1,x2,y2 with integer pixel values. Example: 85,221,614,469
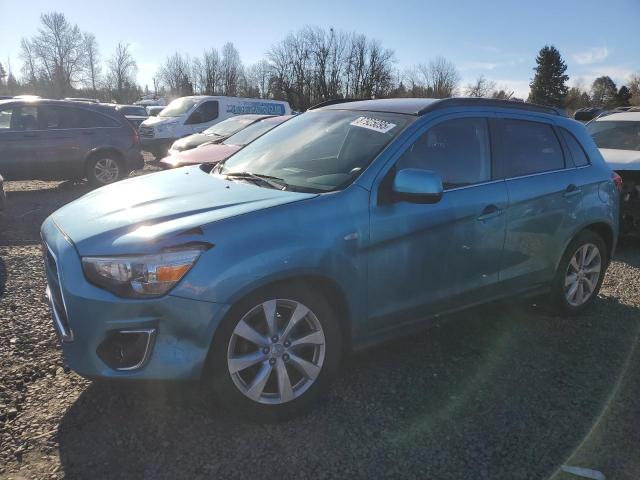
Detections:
161,144,241,168
172,133,218,151
140,116,175,127
600,148,640,171
51,166,317,255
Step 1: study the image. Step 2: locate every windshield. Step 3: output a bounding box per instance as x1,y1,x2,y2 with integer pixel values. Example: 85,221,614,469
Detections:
215,110,410,192
203,116,259,137
587,121,640,151
159,98,198,118
223,118,286,146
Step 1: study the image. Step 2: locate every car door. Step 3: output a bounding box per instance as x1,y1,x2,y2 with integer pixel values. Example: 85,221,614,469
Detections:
0,103,43,179
37,105,88,179
185,100,219,133
495,115,582,291
367,115,508,331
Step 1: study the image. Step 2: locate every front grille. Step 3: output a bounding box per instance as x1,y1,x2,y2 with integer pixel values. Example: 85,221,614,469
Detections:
139,125,154,138
42,241,73,341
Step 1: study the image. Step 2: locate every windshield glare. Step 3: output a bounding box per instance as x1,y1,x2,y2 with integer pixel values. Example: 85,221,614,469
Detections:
223,118,284,146
159,98,198,117
587,121,640,151
203,116,258,137
216,110,409,192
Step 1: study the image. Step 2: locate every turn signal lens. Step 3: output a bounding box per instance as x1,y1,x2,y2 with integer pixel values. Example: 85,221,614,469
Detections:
612,172,623,193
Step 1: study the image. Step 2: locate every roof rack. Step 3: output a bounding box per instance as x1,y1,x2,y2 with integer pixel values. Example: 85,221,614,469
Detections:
419,97,566,117
307,98,360,110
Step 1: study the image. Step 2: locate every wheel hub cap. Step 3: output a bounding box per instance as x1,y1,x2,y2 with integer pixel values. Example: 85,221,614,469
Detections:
227,299,326,405
564,242,602,307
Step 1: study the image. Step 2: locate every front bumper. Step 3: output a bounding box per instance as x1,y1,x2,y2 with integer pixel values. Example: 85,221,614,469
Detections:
40,217,230,380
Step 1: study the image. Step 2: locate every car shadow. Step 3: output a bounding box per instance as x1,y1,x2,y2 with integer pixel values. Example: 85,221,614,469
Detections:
615,236,640,268
56,298,640,479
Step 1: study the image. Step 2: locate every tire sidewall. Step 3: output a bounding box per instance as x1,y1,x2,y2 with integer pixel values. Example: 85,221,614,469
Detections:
206,282,342,422
87,154,124,187
552,230,609,314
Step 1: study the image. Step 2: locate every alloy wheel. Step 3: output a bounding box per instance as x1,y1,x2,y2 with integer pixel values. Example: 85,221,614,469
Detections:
227,299,326,405
94,158,120,184
564,242,602,307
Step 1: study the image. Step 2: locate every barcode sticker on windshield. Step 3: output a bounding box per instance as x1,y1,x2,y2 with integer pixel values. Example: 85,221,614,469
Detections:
350,116,396,134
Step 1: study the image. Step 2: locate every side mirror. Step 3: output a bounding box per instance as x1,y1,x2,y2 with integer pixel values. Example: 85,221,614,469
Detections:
186,111,203,125
392,168,443,204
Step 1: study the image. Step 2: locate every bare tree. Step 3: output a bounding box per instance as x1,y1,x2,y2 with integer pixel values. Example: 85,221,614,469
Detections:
106,42,138,103
158,52,192,97
193,49,221,95
20,12,87,97
246,60,272,98
628,72,640,106
464,75,496,97
416,56,460,98
221,42,242,96
82,33,100,95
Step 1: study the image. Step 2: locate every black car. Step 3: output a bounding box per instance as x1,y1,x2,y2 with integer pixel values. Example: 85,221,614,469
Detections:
113,104,149,129
0,99,143,186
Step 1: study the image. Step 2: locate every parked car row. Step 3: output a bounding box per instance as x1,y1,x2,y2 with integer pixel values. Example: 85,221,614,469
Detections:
138,95,291,158
39,97,620,421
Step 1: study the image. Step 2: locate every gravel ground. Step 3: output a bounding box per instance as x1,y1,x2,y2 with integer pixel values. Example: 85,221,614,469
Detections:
1,159,639,479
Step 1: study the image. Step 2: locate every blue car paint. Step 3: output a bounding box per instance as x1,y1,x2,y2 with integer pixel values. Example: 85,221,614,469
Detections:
41,102,618,381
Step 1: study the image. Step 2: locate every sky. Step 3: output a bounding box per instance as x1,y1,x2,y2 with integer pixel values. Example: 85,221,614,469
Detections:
1,0,639,98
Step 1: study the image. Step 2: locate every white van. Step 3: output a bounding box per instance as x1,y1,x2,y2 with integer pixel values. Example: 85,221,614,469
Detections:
139,96,291,158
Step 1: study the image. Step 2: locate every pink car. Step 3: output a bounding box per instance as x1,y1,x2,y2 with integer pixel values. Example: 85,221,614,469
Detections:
160,115,292,169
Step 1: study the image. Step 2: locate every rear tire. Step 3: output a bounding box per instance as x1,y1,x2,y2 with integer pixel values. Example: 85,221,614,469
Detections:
550,230,608,314
206,283,342,422
86,153,126,187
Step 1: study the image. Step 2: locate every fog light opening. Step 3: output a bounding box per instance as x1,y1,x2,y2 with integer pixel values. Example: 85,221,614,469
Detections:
97,329,156,371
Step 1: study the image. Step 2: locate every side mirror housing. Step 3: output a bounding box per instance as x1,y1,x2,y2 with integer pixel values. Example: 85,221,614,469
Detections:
392,168,443,204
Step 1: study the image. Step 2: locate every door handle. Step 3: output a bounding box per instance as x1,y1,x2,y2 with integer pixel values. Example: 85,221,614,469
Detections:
563,184,581,198
477,204,503,221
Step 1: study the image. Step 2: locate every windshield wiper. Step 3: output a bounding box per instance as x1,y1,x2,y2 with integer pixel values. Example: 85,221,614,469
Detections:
224,171,287,190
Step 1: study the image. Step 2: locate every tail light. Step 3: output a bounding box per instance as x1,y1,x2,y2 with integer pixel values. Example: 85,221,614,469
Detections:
132,127,140,145
612,172,623,193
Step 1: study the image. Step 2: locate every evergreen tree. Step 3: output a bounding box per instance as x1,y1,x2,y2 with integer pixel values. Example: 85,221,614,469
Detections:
528,45,569,107
617,85,632,107
591,76,618,108
0,62,6,87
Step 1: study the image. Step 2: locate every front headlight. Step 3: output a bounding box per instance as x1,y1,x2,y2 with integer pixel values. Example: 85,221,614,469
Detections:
155,121,178,133
82,247,207,298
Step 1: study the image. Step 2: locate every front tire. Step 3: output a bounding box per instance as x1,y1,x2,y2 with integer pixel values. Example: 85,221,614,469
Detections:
550,230,608,314
206,283,342,422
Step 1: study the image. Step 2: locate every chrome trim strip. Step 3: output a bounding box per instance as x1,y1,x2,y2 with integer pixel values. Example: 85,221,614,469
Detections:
444,179,504,193
42,241,74,342
45,286,74,342
114,329,157,371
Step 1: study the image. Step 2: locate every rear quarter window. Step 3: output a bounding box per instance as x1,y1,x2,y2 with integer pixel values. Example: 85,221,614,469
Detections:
560,128,590,167
499,119,565,177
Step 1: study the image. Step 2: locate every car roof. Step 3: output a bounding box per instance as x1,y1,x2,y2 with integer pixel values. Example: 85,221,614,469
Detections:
314,97,564,116
595,111,640,122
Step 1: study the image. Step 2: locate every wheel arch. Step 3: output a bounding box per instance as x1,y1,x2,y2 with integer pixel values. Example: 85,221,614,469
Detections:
84,147,125,170
556,221,616,273
203,273,353,381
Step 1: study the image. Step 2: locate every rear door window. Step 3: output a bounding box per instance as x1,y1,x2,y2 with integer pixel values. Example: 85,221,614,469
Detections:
16,105,40,131
77,109,120,128
499,119,565,177
397,117,492,189
39,106,80,129
560,128,590,167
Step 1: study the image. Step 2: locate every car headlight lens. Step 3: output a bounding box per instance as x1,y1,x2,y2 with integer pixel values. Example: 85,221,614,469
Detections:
156,121,178,133
82,247,207,298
